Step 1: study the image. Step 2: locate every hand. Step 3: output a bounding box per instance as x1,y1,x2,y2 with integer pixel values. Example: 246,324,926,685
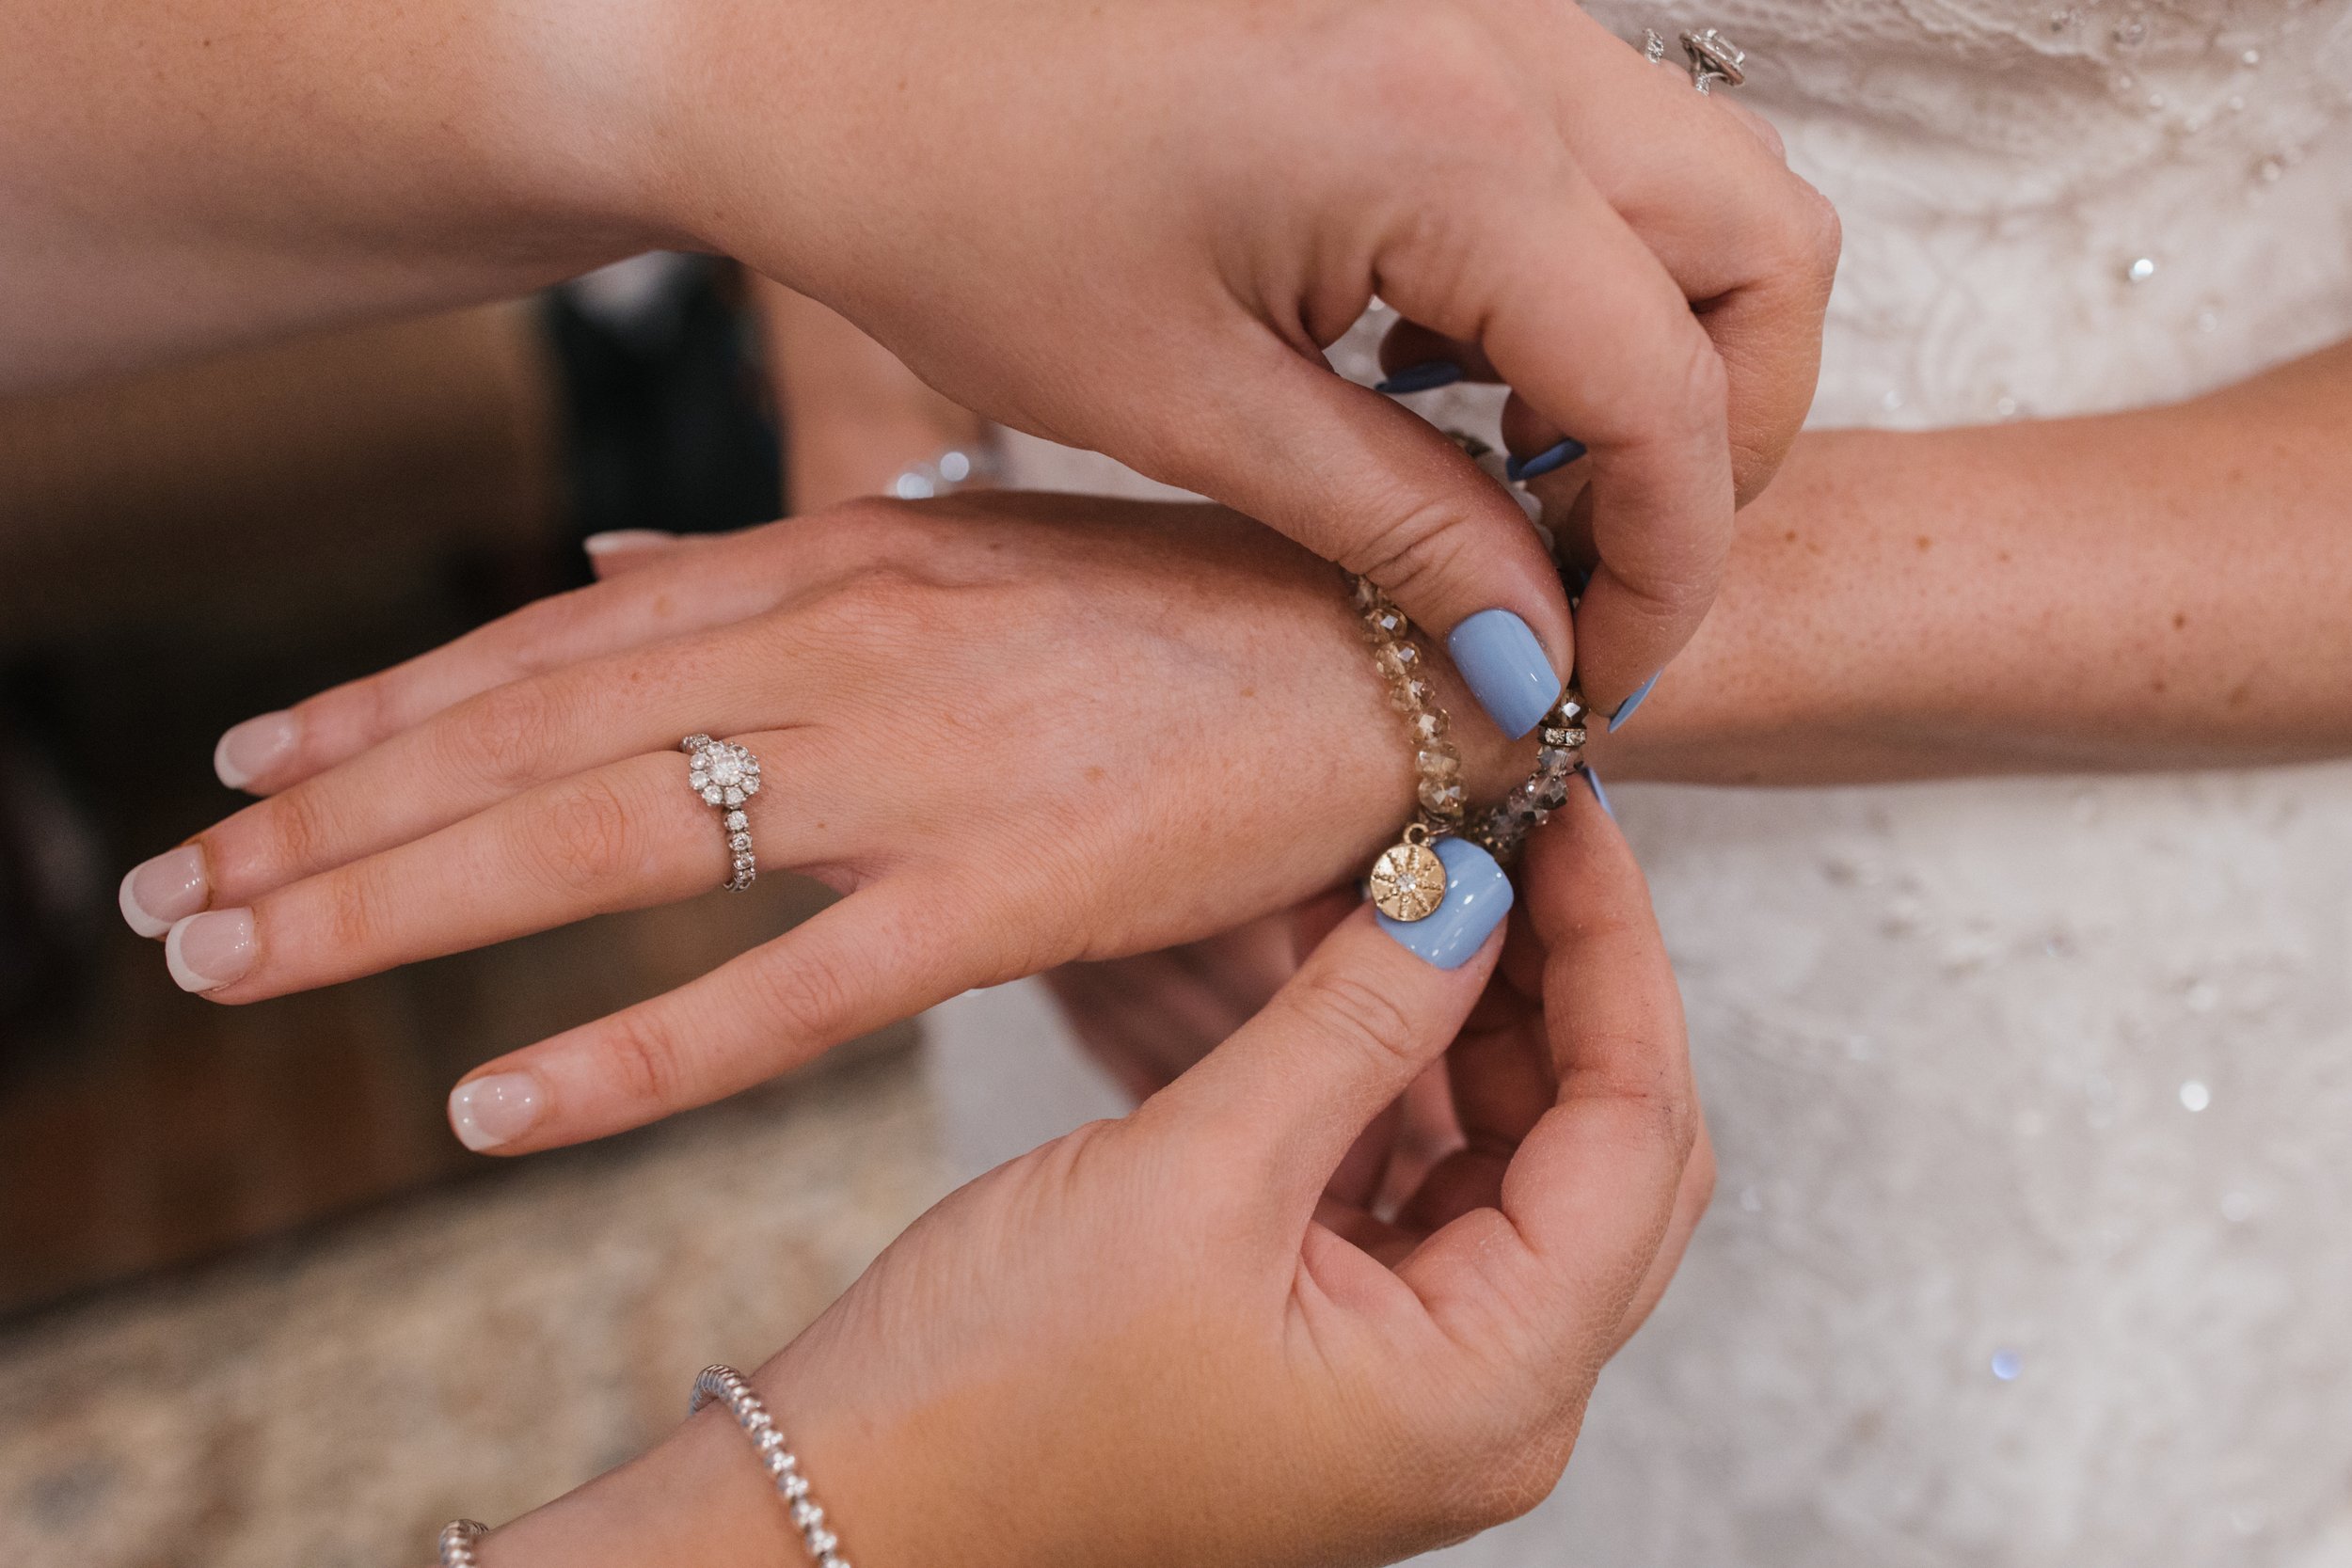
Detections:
475,788,1715,1568
123,498,1534,1151
659,0,1838,720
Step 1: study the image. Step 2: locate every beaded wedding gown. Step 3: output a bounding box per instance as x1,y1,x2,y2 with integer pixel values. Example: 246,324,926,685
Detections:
1004,1,2352,1561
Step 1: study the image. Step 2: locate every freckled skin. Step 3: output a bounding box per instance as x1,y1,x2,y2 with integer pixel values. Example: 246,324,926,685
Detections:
1586,336,2352,783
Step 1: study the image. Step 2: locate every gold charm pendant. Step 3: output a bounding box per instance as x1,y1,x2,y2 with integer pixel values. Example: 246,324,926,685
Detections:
1369,823,1448,922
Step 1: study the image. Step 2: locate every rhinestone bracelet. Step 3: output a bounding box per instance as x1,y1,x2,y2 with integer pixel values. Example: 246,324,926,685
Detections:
1350,576,1588,916
436,1364,850,1568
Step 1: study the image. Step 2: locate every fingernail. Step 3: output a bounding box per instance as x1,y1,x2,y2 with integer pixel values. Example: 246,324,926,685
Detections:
583,529,677,557
1448,609,1565,739
165,908,255,992
1376,836,1514,969
449,1072,542,1151
1374,360,1465,395
1585,768,1615,820
1506,437,1587,483
214,711,298,791
119,846,208,939
1610,671,1661,732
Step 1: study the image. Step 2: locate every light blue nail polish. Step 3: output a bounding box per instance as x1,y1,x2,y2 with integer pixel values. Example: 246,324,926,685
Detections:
1506,437,1587,483
1374,359,1465,395
1610,671,1661,732
1448,609,1565,739
1585,767,1615,820
1376,836,1514,969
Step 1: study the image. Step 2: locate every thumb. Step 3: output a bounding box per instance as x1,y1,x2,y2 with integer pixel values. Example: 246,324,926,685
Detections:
1150,838,1512,1211
1150,335,1576,742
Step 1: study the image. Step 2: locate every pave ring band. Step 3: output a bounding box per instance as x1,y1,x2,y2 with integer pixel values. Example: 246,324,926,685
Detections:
438,1520,488,1567
1645,26,1747,93
682,733,762,892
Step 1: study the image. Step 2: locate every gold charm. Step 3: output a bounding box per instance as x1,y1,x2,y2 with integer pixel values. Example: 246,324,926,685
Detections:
1369,823,1447,923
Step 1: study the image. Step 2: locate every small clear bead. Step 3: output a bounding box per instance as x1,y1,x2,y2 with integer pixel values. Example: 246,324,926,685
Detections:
741,775,761,796
807,1529,839,1556
783,1473,812,1498
730,832,754,851
723,786,746,806
791,1501,824,1529
702,784,724,805
689,771,710,790
724,810,749,831
1536,745,1578,773
1416,748,1461,780
1419,779,1466,814
1410,710,1448,743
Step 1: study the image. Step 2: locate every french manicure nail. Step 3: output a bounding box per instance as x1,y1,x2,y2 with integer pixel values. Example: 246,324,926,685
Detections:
1610,671,1661,732
1376,836,1514,969
1448,609,1565,739
1374,360,1465,395
1585,768,1615,820
449,1072,543,1151
214,711,298,791
165,908,256,992
583,529,677,557
119,846,209,939
1506,437,1588,483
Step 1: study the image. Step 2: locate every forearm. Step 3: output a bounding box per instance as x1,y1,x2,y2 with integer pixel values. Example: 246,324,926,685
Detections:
1602,339,2352,784
0,0,691,388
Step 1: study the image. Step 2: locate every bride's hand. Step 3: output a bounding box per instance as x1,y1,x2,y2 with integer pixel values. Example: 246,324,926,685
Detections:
478,791,1715,1568
121,497,1533,1153
665,0,1837,721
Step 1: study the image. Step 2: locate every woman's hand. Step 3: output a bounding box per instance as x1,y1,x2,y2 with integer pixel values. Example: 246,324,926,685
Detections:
471,790,1716,1568
10,0,1835,722
121,498,1537,1152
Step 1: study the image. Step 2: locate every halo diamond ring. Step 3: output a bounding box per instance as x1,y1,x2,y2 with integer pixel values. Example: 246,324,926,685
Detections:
682,733,762,892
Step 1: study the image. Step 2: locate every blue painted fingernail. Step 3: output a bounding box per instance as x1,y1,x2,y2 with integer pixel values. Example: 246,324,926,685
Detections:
1376,836,1514,969
1585,768,1615,820
1610,671,1661,732
1506,437,1587,483
1448,609,1565,738
1374,359,1465,395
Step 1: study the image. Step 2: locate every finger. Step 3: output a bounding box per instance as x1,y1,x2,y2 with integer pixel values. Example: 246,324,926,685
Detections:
444,877,982,1153
1375,320,1499,388
583,530,690,579
1613,1112,1714,1352
194,621,801,908
1398,783,1694,1363
1374,168,1738,718
1151,854,1511,1213
211,545,785,800
1150,329,1576,740
161,736,828,1004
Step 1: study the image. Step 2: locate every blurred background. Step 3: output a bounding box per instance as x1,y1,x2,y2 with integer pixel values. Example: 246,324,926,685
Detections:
0,259,1133,1564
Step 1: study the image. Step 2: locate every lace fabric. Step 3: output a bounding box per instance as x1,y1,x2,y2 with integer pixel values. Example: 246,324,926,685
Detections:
1006,7,2352,1560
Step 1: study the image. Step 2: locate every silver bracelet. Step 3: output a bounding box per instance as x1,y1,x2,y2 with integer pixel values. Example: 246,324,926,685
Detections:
434,1365,848,1568
692,1363,852,1568
438,1520,488,1566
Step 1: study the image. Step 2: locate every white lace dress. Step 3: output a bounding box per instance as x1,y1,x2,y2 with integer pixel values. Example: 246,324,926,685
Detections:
1003,4,2352,1560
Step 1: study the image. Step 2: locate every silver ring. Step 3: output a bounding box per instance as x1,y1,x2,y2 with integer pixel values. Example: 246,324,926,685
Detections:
1645,26,1747,93
682,733,761,892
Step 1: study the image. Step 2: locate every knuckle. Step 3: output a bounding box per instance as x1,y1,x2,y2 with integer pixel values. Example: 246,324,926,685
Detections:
1347,487,1489,611
316,856,393,955
526,772,645,895
245,783,339,881
442,679,566,791
599,1008,691,1113
743,941,858,1048
1288,970,1425,1072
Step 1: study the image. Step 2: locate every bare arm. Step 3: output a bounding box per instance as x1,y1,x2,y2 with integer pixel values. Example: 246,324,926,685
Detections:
1598,338,2352,784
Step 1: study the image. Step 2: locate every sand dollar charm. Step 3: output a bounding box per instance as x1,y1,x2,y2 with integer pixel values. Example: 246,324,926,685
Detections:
1370,824,1447,922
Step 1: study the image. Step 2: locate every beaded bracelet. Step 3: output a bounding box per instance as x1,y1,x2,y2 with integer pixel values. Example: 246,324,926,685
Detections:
435,1364,850,1568
1351,576,1588,917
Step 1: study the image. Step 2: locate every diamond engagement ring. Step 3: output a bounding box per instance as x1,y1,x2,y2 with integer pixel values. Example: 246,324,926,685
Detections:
682,734,762,891
1645,26,1747,93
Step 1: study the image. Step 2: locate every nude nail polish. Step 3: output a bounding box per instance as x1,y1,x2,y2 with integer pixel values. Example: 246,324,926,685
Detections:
215,711,298,791
165,908,255,992
119,845,208,938
449,1073,543,1151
